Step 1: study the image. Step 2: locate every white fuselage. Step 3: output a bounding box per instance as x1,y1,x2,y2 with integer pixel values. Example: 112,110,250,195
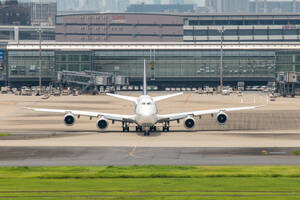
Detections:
134,95,158,127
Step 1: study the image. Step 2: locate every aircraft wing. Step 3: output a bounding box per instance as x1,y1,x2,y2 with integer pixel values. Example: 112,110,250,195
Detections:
106,93,137,103
153,92,183,102
24,107,136,123
157,105,262,122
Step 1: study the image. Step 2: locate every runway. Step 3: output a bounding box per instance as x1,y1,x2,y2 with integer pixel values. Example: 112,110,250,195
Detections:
0,92,300,166
0,146,300,166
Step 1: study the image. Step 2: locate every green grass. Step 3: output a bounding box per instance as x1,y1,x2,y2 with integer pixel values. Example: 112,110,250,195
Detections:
293,150,300,155
1,166,300,199
0,133,11,136
2,165,300,179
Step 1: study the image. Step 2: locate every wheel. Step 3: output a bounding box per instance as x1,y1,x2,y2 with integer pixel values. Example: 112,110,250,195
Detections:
167,127,170,132
150,126,156,132
136,126,141,132
126,127,130,132
144,131,150,136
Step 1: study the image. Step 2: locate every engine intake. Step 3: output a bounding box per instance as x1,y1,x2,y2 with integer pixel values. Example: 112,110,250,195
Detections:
97,117,108,130
217,112,228,124
64,114,75,126
184,116,195,129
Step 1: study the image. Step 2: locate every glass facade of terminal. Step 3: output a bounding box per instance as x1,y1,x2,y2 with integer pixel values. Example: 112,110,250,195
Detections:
7,51,55,79
93,50,275,79
2,49,290,86
3,48,300,86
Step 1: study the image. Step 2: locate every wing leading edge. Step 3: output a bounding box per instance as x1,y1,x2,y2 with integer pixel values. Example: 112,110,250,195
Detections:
24,107,136,122
157,105,263,122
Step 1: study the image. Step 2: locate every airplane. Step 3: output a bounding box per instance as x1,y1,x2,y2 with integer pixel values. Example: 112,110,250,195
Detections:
25,60,262,136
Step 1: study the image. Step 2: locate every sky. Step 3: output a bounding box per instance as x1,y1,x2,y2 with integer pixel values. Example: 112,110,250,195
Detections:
5,0,298,7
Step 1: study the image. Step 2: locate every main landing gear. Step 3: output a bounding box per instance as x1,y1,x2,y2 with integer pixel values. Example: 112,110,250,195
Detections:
136,126,142,132
162,121,170,132
122,122,130,132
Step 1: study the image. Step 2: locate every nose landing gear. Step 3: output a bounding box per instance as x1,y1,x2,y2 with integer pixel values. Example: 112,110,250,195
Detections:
144,130,150,136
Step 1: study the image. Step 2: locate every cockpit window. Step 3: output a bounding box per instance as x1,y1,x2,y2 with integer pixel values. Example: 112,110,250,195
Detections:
147,102,151,105
142,102,146,105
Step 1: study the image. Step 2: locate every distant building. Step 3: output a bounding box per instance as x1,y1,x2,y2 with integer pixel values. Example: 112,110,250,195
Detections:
205,0,249,13
126,3,194,13
57,0,103,12
56,12,300,43
171,0,185,4
56,13,183,42
153,0,161,5
27,1,56,26
0,2,30,25
117,0,130,12
0,1,55,41
249,0,300,13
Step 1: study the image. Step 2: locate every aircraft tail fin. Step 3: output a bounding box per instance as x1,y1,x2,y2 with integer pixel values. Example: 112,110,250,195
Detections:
143,59,147,96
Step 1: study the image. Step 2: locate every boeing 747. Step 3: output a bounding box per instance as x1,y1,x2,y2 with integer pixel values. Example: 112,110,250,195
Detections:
26,60,262,136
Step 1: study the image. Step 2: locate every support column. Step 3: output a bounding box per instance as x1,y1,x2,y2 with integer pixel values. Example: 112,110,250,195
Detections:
14,27,19,43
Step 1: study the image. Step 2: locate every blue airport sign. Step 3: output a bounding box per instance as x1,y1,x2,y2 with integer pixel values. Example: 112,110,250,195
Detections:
0,50,4,70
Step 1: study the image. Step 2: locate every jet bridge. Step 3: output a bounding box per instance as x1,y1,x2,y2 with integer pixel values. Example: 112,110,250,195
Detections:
276,72,299,97
57,70,128,93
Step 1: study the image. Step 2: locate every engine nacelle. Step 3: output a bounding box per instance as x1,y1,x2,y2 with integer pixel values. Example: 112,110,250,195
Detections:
64,113,75,126
184,116,195,129
217,112,228,124
97,117,108,130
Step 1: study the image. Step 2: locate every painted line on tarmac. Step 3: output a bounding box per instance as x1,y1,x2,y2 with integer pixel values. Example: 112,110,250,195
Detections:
128,136,144,157
184,93,192,104
0,99,42,121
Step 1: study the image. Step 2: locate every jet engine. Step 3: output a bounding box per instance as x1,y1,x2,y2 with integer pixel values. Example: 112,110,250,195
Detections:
184,116,195,129
217,112,228,124
64,114,75,126
97,117,108,130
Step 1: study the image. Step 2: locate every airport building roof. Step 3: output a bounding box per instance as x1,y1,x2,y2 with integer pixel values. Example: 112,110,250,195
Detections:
6,41,300,51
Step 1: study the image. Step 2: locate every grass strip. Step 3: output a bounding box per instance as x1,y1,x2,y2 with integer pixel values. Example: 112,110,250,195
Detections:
0,133,11,136
1,165,300,179
1,166,300,200
293,150,300,155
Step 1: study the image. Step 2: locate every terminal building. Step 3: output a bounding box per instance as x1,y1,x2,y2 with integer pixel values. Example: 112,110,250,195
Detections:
1,13,300,88
56,13,300,43
1,41,299,88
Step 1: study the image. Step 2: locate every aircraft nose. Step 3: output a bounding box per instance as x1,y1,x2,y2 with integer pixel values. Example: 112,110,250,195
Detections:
140,109,154,117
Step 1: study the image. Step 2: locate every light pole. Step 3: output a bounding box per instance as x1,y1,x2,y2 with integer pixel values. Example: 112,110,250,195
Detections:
218,27,224,93
39,26,42,93
39,0,42,93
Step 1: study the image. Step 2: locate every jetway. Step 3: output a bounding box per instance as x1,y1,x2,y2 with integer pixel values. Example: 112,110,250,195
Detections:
276,72,299,97
57,70,128,93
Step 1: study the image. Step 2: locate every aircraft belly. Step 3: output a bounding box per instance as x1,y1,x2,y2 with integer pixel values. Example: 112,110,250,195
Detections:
135,114,157,126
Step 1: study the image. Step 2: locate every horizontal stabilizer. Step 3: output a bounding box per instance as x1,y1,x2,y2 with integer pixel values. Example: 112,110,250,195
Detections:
106,93,138,103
